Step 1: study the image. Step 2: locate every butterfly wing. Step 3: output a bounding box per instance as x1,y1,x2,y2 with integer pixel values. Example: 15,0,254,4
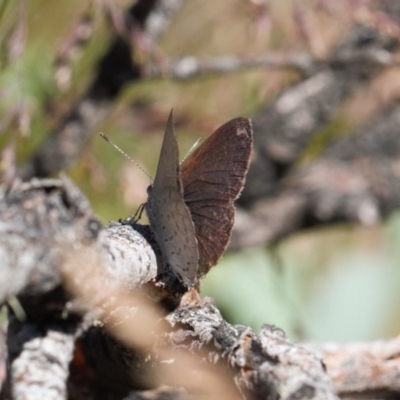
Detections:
180,118,253,277
146,111,199,287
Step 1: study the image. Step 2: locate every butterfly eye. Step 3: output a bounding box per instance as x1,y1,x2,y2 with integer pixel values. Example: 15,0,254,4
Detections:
146,185,153,195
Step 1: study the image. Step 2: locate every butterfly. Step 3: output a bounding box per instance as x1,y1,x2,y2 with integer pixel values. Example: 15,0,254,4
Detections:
146,110,253,287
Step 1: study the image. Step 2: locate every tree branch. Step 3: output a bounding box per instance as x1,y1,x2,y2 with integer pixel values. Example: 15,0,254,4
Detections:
305,337,400,398
1,177,400,399
2,319,76,400
239,24,399,207
231,98,400,249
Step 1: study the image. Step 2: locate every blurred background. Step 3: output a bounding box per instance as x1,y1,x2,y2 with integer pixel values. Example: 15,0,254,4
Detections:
1,0,400,342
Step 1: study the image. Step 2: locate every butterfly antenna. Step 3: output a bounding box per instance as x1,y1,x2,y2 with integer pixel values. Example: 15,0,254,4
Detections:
99,132,152,182
181,138,202,164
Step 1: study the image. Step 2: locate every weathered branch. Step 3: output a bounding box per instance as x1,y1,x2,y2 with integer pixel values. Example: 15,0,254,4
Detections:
163,295,337,400
143,45,400,81
0,177,100,303
239,24,399,207
230,21,400,249
305,337,400,398
231,98,400,249
1,177,400,399
2,319,76,400
144,52,318,79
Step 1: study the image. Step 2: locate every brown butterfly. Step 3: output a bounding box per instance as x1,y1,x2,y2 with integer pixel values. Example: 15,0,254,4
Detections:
146,111,253,287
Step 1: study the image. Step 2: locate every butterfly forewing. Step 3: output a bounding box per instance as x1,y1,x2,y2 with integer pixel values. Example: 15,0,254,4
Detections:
181,118,253,276
146,111,199,287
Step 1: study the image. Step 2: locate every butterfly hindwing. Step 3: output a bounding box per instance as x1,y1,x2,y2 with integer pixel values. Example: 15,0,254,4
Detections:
180,118,253,276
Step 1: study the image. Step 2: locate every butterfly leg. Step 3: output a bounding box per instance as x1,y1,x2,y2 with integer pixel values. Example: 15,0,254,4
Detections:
121,202,146,224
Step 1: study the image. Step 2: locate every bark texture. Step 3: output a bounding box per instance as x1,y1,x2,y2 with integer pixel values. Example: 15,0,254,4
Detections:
0,177,399,399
